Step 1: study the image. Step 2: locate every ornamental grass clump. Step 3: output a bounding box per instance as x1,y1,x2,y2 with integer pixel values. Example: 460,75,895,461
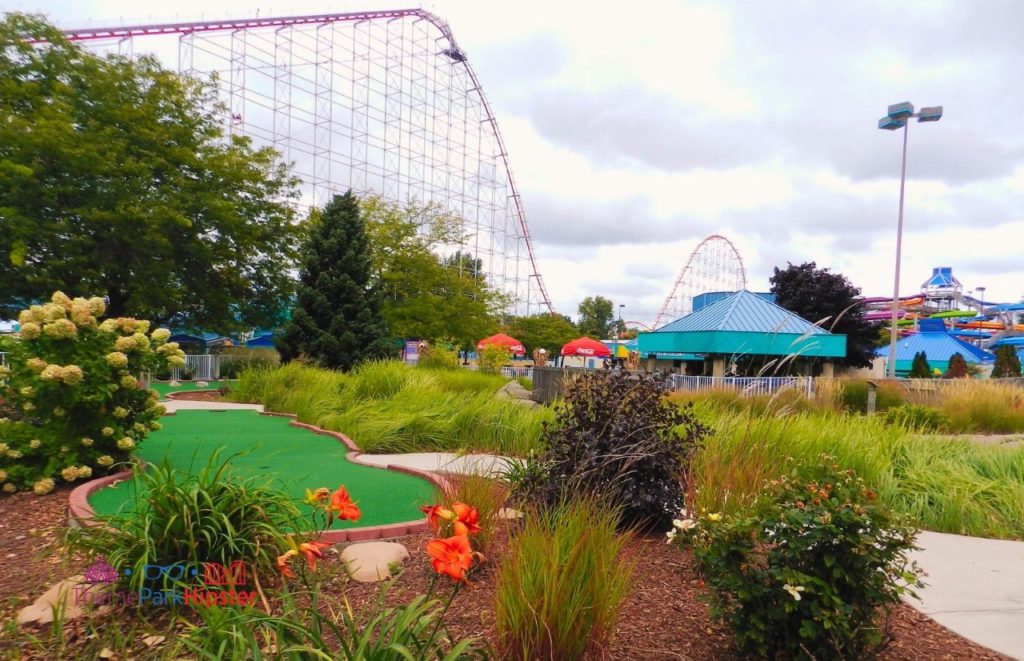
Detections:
0,292,185,493
495,496,634,660
675,455,922,660
519,370,707,530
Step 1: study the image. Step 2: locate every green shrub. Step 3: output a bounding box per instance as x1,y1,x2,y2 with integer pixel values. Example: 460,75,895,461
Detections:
495,497,634,660
909,351,933,378
679,456,922,659
416,341,461,370
477,344,508,374
837,379,905,413
880,404,949,432
520,370,707,530
0,292,185,493
217,348,279,379
67,452,299,593
992,345,1022,378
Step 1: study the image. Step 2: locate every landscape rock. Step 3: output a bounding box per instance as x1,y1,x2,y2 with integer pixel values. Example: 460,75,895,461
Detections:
16,575,109,625
341,541,409,583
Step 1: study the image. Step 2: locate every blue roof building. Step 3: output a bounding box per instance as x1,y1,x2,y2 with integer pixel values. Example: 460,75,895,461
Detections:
639,290,847,376
876,318,993,376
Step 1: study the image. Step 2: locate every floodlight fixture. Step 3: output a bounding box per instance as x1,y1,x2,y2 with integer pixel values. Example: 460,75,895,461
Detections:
878,101,943,378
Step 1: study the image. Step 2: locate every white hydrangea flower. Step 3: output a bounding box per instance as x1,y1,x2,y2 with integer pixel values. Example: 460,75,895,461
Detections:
106,352,129,369
29,439,41,449
117,437,135,450
76,466,93,479
33,478,56,495
19,322,41,339
96,455,114,467
61,466,79,482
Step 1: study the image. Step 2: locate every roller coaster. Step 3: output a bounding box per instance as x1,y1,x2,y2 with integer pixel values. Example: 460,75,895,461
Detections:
58,9,554,316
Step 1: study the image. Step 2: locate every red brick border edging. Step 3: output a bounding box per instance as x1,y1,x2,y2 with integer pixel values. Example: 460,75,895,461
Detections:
68,408,449,544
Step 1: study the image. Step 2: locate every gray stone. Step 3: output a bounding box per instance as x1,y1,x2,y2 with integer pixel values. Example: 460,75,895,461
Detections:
341,541,409,583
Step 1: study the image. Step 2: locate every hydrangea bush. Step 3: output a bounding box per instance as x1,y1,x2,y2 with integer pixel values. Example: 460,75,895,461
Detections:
0,292,185,494
671,455,922,659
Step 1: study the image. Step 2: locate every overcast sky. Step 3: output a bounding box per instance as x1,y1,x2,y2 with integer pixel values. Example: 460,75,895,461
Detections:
6,0,1024,324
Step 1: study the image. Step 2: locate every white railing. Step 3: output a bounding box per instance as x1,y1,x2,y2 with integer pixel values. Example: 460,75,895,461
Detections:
500,366,533,379
668,374,814,398
170,354,221,381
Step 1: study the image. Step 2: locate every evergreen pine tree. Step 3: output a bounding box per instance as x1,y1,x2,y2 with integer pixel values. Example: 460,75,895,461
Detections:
991,345,1022,378
909,351,932,378
276,192,394,370
944,352,969,378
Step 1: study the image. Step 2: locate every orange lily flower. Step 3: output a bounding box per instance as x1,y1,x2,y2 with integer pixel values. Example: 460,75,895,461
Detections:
276,549,299,579
451,502,481,536
426,535,474,582
419,504,455,531
304,487,330,508
329,485,362,522
298,540,332,571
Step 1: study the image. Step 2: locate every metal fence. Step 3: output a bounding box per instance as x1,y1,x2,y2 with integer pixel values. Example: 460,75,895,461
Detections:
668,374,815,398
169,354,253,381
500,366,533,379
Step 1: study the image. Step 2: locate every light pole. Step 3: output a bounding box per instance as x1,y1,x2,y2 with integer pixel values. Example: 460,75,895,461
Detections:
878,102,942,378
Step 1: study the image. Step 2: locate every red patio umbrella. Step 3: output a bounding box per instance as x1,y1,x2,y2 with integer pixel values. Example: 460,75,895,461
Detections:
476,333,525,356
560,337,612,357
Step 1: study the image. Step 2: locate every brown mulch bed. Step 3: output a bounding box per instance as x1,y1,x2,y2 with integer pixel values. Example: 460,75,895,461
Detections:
0,488,85,624
165,390,225,402
0,495,1011,660
338,528,1009,660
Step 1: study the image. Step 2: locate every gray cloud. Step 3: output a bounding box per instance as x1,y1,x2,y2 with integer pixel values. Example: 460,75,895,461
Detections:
526,191,717,247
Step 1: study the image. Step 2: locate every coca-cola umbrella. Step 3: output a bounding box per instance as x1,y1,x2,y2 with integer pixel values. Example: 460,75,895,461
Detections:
560,337,612,357
476,333,526,356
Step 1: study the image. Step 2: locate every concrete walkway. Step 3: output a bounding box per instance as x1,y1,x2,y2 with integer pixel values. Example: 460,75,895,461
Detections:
910,531,1024,659
162,400,264,413
354,452,520,477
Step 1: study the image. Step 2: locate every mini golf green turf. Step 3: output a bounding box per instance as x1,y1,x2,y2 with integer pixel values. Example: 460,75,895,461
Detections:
149,380,233,399
88,410,437,529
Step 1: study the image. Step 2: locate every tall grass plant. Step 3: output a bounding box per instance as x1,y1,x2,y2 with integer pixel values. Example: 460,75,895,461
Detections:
234,361,551,455
495,497,634,660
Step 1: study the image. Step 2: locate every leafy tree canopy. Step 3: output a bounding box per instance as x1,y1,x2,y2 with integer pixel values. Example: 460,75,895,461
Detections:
361,196,504,346
506,313,578,356
0,14,301,331
576,296,616,339
276,192,393,370
770,262,881,369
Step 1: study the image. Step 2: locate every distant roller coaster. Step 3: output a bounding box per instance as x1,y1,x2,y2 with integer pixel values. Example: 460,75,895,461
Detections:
58,9,554,315
654,235,747,328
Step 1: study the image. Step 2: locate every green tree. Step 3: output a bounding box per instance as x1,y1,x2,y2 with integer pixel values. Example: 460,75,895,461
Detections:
507,313,578,355
276,192,393,371
909,351,932,378
770,262,881,369
992,345,1022,378
0,15,301,330
944,352,969,378
576,296,615,339
361,197,503,346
